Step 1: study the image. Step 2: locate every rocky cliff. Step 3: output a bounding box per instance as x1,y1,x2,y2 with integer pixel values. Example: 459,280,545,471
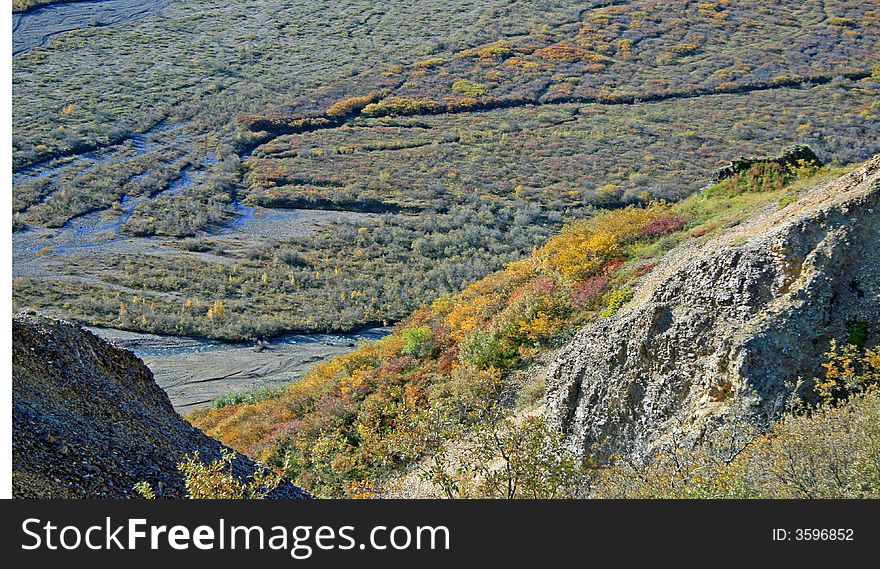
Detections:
546,156,880,458
12,314,310,498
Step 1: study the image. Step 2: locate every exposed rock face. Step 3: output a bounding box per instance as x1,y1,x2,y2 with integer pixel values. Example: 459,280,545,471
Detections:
711,144,822,183
13,314,310,499
546,156,880,458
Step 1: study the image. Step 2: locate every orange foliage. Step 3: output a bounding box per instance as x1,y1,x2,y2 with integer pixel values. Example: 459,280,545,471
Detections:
325,92,383,118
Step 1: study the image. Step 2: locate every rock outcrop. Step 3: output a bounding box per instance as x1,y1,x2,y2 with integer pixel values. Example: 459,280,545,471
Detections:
546,156,880,458
711,144,822,183
12,314,310,498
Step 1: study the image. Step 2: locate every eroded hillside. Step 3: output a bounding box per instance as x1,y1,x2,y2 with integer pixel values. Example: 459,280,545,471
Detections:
546,155,880,458
12,313,310,498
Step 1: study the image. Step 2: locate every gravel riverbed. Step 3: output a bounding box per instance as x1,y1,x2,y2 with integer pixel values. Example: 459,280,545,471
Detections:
90,326,391,413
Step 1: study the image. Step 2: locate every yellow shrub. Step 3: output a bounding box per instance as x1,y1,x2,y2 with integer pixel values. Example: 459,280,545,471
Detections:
540,204,669,280
325,93,382,118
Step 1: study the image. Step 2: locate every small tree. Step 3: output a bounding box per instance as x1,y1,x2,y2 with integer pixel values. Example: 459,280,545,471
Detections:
135,450,282,499
207,299,226,319
422,413,591,499
178,450,281,499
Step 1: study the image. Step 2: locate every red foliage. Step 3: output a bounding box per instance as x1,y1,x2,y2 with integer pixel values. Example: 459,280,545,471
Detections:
530,275,559,294
437,345,460,374
404,382,427,407
633,262,656,277
601,257,626,275
507,276,559,306
570,275,610,309
639,215,687,237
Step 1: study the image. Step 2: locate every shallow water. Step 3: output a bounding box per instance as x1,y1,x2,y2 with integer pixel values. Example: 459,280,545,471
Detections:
12,120,183,198
13,0,172,56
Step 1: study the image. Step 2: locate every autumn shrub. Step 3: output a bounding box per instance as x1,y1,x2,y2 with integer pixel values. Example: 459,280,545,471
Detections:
633,262,656,277
179,450,283,499
540,203,670,280
570,276,610,309
533,44,590,62
451,80,488,97
600,288,633,317
401,326,434,358
459,329,517,370
466,40,512,60
742,387,880,498
132,481,156,499
362,97,440,117
324,93,383,119
491,276,570,351
135,450,282,499
440,269,523,341
639,214,687,237
429,365,504,422
416,58,447,69
813,340,880,405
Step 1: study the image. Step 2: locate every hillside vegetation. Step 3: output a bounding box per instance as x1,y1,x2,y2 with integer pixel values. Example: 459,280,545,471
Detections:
190,151,867,497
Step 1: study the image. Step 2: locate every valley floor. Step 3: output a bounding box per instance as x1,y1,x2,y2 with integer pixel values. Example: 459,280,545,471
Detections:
90,326,390,412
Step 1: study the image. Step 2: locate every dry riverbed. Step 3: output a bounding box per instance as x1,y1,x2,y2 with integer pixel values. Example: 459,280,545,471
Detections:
90,326,390,413
13,0,172,55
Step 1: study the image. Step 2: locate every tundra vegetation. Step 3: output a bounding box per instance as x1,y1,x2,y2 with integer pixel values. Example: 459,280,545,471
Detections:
12,0,880,340
190,162,879,498
12,0,76,11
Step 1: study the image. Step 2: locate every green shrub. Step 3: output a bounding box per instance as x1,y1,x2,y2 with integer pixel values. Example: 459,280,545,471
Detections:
848,320,868,348
401,325,434,358
459,329,516,370
213,387,283,409
451,80,488,97
600,288,633,317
